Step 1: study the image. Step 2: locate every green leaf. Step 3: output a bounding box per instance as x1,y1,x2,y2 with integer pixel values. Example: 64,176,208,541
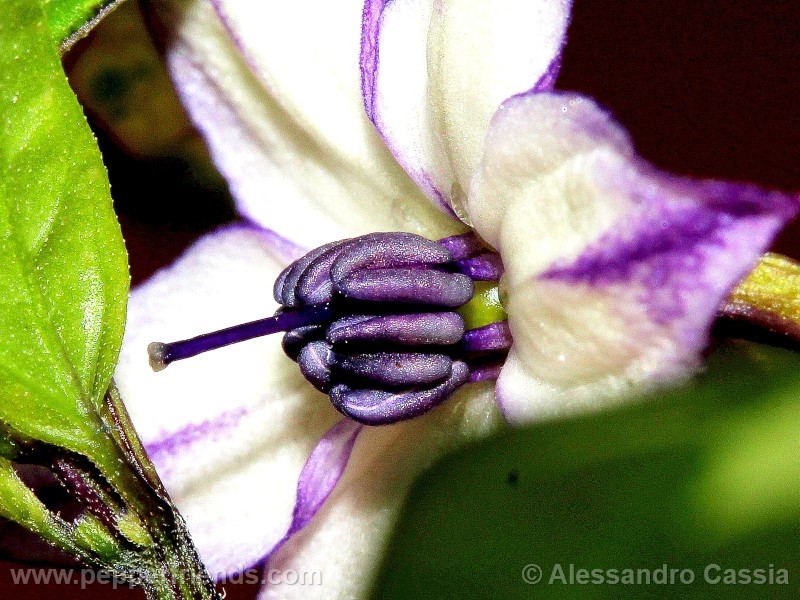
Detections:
43,0,125,51
373,342,800,599
0,9,222,595
0,0,128,467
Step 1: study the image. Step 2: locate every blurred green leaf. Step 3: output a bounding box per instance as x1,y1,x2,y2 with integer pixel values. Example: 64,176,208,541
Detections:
0,0,128,478
373,342,800,599
44,0,124,50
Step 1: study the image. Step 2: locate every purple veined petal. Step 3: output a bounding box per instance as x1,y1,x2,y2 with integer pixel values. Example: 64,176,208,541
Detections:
467,93,636,270
249,222,310,265
530,43,567,92
115,226,342,578
261,418,363,581
361,0,455,216
154,0,461,249
471,95,800,422
259,382,500,600
286,419,363,535
427,0,573,198
142,405,249,491
207,0,397,183
362,0,572,219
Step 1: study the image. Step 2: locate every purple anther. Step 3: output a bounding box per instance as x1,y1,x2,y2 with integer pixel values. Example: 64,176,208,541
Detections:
336,352,453,386
437,232,486,261
274,240,347,307
336,268,474,307
294,241,359,306
466,360,504,383
461,322,513,353
281,324,325,360
455,252,504,281
297,341,334,392
327,312,465,346
329,232,453,283
328,361,470,425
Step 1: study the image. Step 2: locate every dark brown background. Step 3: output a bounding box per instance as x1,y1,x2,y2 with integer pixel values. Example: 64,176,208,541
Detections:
1,0,798,598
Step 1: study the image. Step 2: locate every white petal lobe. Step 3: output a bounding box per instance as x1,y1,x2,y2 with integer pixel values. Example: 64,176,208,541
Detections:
157,0,458,247
365,0,572,218
470,93,797,423
115,227,340,576
260,383,500,599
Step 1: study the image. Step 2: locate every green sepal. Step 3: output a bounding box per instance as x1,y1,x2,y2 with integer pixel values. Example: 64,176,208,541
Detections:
0,456,79,554
72,513,128,562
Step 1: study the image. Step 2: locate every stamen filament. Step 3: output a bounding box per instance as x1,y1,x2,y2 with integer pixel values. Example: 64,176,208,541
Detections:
148,303,334,371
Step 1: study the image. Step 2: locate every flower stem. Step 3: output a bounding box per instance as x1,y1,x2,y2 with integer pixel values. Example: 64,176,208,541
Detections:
720,253,800,345
145,529,221,600
99,382,223,600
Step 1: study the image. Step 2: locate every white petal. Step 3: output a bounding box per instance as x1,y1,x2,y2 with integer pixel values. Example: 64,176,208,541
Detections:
363,0,572,218
115,226,339,577
155,0,460,247
259,383,500,599
362,0,455,215
468,93,635,272
469,93,798,422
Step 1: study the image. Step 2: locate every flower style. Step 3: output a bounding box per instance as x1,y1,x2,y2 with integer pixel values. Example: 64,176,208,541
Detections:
115,0,797,597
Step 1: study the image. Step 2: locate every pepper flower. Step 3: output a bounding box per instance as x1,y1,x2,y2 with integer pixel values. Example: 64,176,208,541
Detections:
114,0,798,598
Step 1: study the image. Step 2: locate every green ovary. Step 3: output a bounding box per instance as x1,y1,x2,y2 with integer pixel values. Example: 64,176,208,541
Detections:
458,281,507,330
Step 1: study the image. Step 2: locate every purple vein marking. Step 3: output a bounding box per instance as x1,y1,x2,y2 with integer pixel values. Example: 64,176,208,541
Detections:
145,407,249,468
